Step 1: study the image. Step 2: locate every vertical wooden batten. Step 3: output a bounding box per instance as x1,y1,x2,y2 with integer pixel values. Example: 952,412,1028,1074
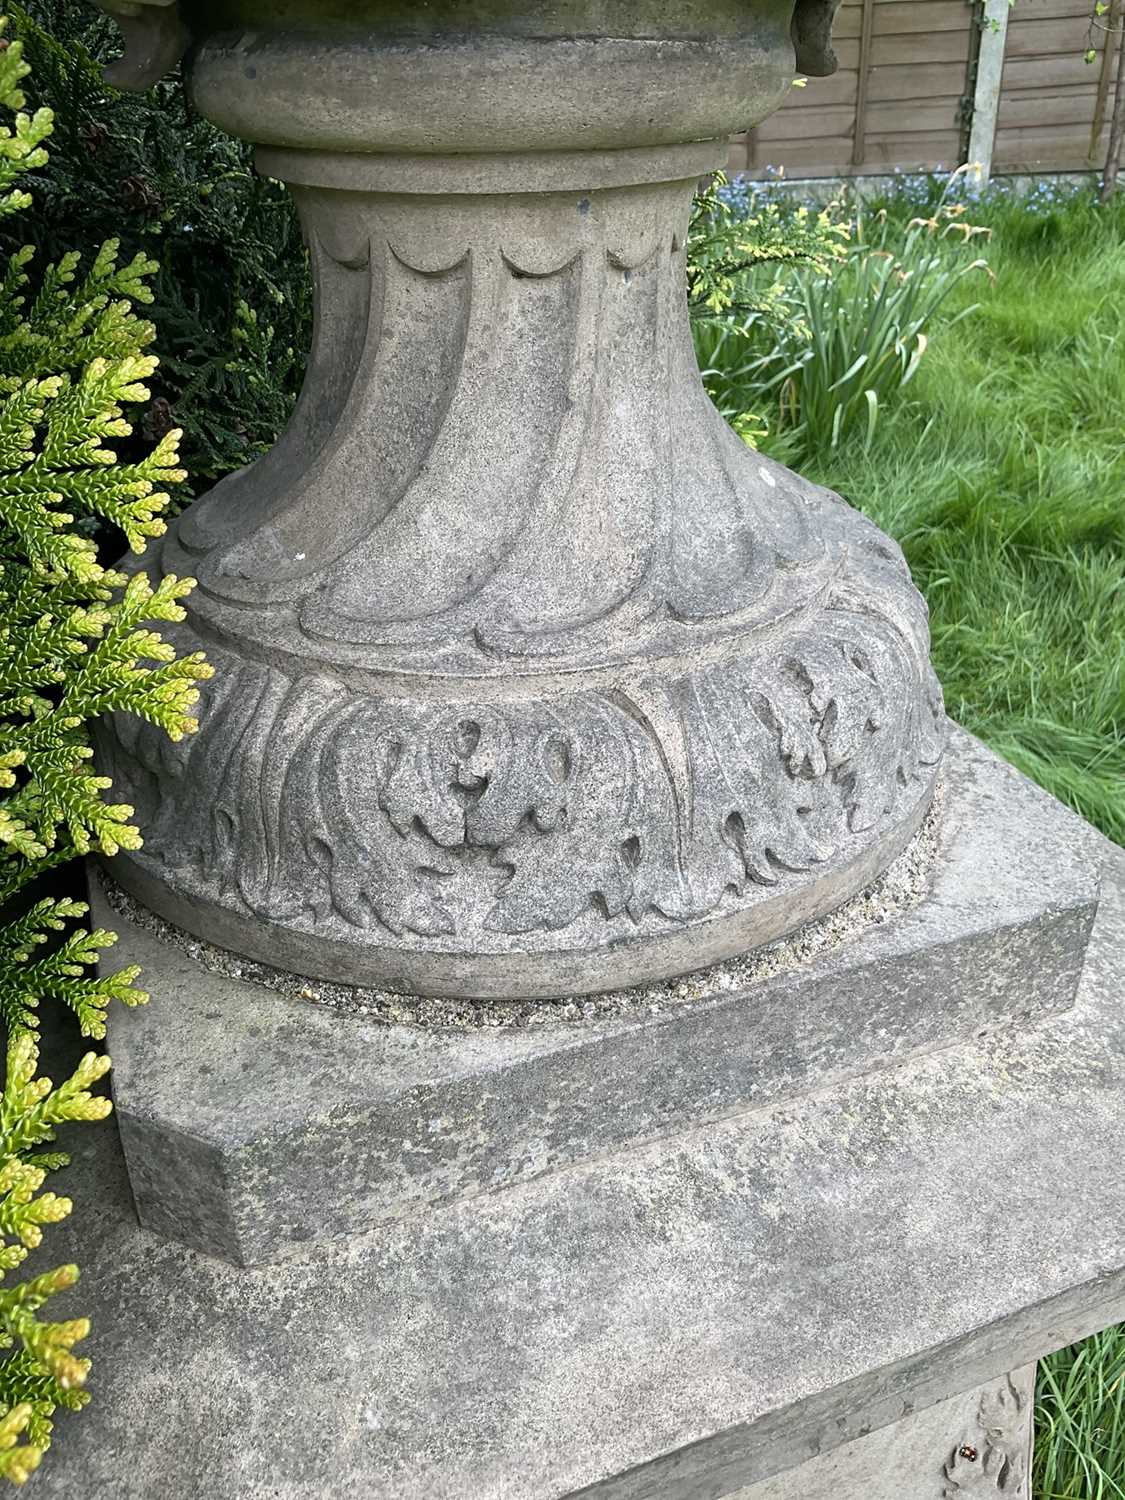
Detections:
851,0,876,166
746,124,760,172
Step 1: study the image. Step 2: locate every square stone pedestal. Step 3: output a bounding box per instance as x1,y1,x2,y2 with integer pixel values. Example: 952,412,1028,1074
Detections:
93,731,1100,1266
24,737,1125,1499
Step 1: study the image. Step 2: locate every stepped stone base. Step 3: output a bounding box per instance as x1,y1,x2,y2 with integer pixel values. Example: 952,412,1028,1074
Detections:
93,730,1102,1265
21,746,1125,1498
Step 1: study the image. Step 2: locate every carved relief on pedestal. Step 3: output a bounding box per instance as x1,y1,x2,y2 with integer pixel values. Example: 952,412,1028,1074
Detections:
943,1375,1031,1497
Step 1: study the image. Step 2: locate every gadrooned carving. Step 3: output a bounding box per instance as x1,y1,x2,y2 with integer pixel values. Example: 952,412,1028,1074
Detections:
943,1376,1030,1497
98,163,944,996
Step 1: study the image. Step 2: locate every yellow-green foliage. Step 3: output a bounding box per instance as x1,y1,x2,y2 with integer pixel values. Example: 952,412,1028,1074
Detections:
0,17,212,1480
687,173,850,325
687,173,851,443
0,1033,114,1483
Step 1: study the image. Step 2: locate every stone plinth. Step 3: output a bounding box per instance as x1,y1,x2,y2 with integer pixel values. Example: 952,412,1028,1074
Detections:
96,732,1101,1265
27,779,1125,1498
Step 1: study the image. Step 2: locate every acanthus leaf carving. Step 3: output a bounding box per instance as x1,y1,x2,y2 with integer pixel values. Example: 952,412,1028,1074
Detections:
98,547,943,958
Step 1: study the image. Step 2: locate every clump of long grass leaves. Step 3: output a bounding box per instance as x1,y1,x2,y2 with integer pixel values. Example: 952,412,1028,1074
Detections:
1035,1327,1125,1500
694,166,992,460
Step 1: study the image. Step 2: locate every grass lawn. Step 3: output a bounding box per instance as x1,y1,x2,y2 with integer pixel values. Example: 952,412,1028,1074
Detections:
753,181,1125,1499
758,184,1125,845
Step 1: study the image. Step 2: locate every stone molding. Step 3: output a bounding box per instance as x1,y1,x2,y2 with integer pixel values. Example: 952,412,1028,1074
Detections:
95,734,1095,1264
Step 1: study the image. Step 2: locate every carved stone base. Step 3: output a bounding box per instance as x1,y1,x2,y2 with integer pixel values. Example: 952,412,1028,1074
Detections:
98,165,943,997
88,3,947,998
92,734,1100,1265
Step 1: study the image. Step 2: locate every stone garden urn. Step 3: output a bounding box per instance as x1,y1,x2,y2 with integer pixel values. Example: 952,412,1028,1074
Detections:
98,0,945,998
64,25,1122,1490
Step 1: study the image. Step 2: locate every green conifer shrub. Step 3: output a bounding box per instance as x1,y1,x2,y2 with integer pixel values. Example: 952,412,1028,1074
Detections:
0,19,210,1482
2,0,311,492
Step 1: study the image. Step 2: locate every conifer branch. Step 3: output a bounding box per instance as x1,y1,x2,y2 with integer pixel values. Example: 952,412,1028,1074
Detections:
0,16,212,1477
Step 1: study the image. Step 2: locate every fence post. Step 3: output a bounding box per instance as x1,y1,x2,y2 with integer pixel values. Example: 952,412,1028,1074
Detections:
1090,0,1123,163
966,0,1010,184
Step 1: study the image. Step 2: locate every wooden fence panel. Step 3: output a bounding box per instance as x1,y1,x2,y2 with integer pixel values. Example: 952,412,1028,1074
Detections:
730,0,1119,182
833,1,968,37
731,0,973,179
992,0,1119,171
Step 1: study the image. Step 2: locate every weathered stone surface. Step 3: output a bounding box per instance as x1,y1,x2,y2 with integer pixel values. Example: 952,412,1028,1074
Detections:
29,823,1125,1498
93,0,946,998
95,0,186,91
96,733,1101,1264
67,10,1122,1496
